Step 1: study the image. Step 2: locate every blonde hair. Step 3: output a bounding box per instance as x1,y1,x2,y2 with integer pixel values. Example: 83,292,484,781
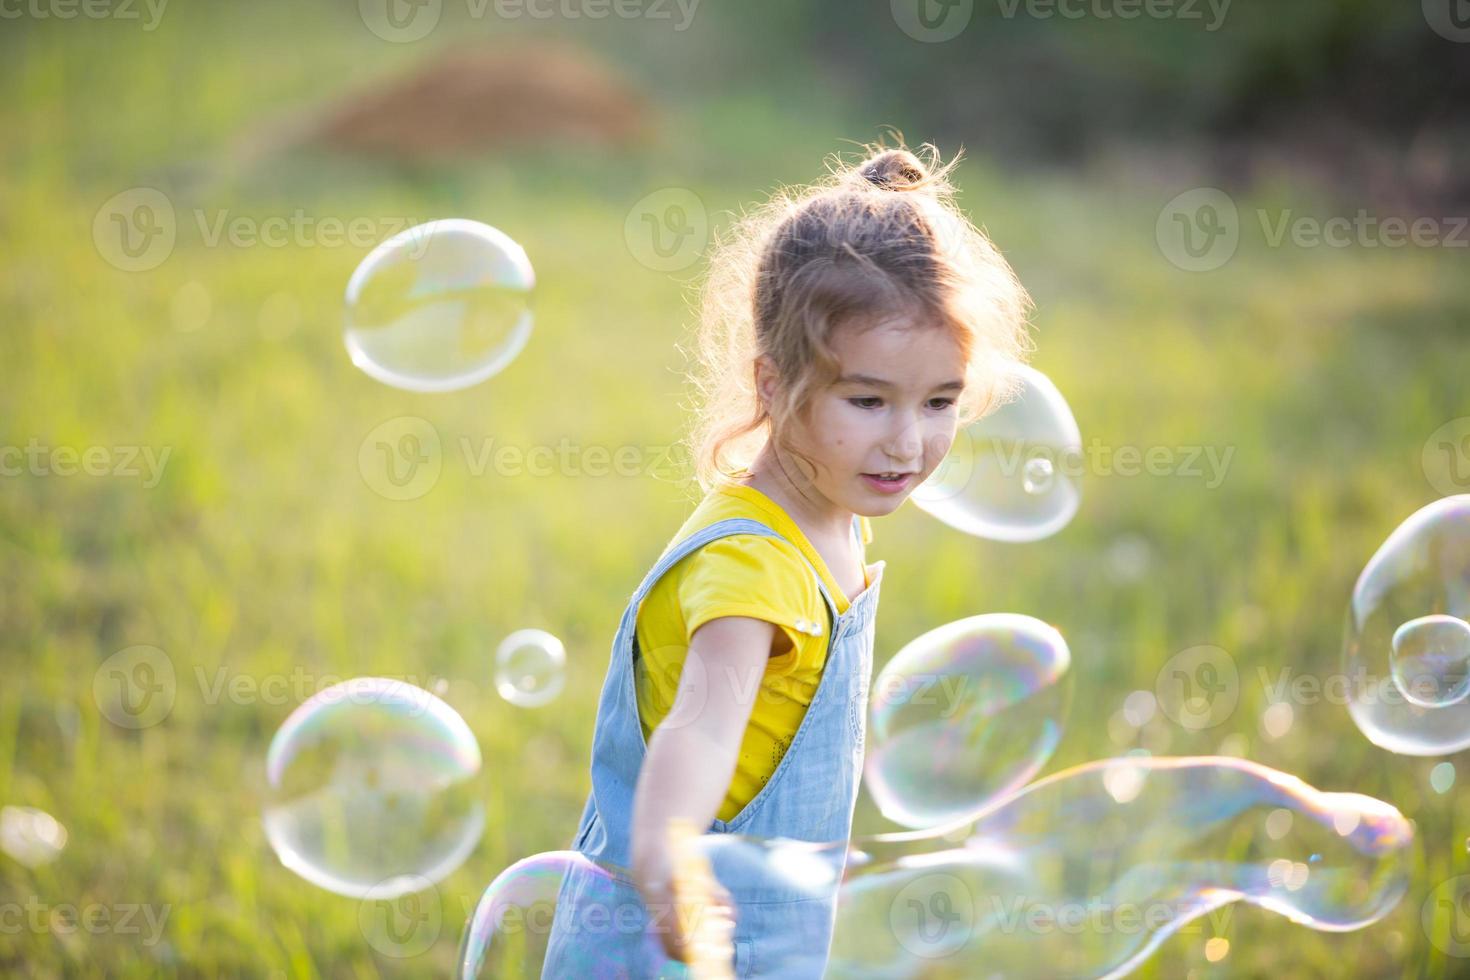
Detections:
681,137,1035,495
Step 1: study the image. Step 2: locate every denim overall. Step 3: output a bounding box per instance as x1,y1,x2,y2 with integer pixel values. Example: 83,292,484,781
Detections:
541,514,884,979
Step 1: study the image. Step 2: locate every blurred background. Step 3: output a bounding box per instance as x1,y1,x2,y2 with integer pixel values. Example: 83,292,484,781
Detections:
2,0,1468,975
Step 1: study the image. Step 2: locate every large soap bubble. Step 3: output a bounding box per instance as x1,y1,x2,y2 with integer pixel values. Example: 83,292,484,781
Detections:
264,677,484,899
344,218,534,392
867,613,1072,830
829,756,1413,979
911,365,1081,542
1343,494,1470,754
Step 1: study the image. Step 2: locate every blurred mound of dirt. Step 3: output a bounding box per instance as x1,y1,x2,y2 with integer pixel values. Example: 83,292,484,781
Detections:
307,39,655,162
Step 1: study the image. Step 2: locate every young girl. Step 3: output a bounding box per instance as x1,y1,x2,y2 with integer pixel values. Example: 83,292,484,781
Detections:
542,141,1033,978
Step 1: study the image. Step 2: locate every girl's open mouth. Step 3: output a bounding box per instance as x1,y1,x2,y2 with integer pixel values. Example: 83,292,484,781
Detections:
861,472,914,494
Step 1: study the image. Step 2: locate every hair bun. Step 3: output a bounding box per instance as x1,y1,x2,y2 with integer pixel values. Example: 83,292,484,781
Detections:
859,149,928,191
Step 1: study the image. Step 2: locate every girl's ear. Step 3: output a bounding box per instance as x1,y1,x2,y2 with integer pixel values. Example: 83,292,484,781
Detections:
753,355,780,412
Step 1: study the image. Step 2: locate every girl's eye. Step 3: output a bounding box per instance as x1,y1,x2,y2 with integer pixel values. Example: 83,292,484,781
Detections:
928,398,957,411
849,397,883,410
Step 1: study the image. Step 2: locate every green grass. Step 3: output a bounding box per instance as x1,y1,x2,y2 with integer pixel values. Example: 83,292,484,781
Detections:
2,5,1469,977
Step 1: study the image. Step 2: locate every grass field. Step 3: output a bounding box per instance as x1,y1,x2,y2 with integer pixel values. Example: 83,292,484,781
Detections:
2,4,1469,977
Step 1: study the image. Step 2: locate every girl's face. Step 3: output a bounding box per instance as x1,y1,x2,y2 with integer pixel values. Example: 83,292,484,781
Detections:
764,318,968,521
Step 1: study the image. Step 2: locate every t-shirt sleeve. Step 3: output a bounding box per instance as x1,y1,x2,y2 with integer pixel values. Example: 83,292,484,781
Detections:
677,534,826,654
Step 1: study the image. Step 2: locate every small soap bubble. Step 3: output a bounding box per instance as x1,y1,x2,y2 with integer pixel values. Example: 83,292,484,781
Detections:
1343,495,1470,754
1390,614,1470,708
345,219,534,392
1021,456,1054,495
495,629,567,708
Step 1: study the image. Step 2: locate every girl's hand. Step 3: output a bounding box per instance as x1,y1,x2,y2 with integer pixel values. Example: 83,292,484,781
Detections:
635,821,736,975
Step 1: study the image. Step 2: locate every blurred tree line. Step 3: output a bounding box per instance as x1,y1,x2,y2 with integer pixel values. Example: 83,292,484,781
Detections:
686,0,1470,205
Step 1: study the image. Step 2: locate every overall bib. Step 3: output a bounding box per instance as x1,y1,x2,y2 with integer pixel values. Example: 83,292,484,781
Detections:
542,515,883,978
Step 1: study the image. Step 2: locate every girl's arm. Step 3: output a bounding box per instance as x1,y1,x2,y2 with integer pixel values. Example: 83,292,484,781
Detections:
630,615,774,959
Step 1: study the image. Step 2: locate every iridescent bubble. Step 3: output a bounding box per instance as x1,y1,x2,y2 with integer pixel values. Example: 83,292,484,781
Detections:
263,677,484,899
1390,614,1470,708
911,365,1081,542
344,218,534,392
495,629,567,708
0,805,67,867
1344,495,1470,754
458,850,708,979
829,756,1413,979
867,613,1072,830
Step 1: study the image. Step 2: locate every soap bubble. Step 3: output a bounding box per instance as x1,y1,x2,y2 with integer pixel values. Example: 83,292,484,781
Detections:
867,613,1072,830
344,218,534,392
911,365,1081,542
264,677,484,899
1344,495,1470,754
830,756,1413,978
495,629,567,708
1390,614,1470,708
459,849,732,979
1022,456,1054,495
0,806,67,867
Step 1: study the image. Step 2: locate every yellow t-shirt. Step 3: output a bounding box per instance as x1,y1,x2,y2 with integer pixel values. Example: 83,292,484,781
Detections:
634,482,874,823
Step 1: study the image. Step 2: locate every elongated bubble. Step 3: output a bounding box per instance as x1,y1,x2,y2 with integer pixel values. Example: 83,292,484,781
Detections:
1344,495,1470,754
828,756,1413,979
867,614,1072,830
911,365,1081,542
